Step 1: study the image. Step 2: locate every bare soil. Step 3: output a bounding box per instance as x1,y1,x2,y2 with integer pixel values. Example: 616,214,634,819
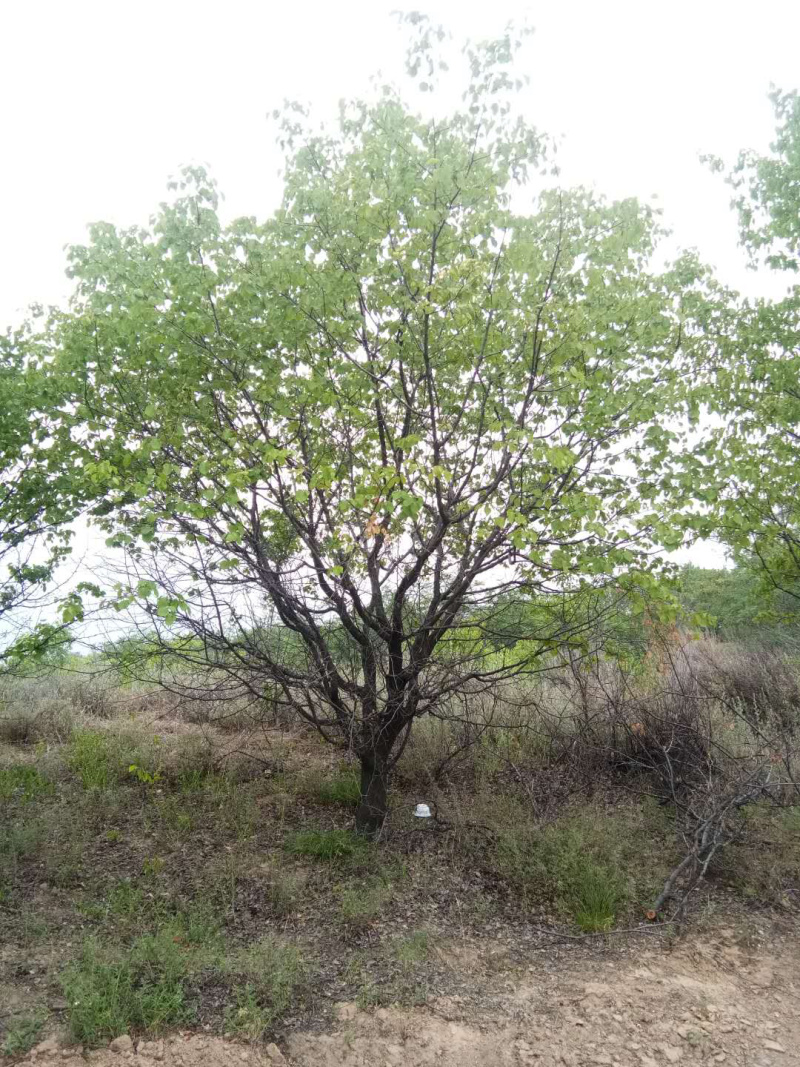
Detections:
18,920,800,1067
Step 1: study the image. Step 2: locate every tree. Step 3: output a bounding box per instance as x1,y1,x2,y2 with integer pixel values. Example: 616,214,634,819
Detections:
47,24,711,834
0,321,92,672
703,90,800,605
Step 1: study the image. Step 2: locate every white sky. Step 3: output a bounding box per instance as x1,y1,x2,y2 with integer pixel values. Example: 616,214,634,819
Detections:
3,0,799,570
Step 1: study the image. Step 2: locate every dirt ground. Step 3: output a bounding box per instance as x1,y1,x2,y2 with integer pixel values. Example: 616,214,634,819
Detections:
18,921,800,1067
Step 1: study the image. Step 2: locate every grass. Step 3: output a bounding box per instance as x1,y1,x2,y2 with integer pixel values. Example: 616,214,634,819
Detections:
60,903,226,1047
311,767,361,807
285,827,371,863
489,800,670,931
259,863,304,916
224,936,305,1041
67,728,165,791
1,656,798,1048
0,764,53,801
394,930,431,966
67,730,120,790
724,804,800,904
61,935,192,1046
1,1015,44,1056
337,880,393,928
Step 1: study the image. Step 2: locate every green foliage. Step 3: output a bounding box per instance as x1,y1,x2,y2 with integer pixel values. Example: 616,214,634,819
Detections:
1,1015,44,1056
701,90,800,603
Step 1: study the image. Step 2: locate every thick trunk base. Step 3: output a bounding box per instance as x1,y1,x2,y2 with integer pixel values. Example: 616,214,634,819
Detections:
355,756,389,839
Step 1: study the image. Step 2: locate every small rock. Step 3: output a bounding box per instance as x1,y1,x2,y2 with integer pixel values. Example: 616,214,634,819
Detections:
137,1040,164,1061
265,1044,288,1065
593,1056,613,1066
49,996,69,1011
31,1038,59,1057
636,1055,659,1067
763,1042,786,1054
714,1055,727,1063
660,1044,683,1063
110,1035,134,1054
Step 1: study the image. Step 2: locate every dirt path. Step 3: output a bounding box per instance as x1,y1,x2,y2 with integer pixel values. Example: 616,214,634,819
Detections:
19,924,800,1067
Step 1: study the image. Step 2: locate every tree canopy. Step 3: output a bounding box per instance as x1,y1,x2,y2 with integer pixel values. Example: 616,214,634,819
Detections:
3,23,752,831
702,90,800,604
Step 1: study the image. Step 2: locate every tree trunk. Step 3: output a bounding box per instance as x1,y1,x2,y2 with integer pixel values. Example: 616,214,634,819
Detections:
355,751,389,839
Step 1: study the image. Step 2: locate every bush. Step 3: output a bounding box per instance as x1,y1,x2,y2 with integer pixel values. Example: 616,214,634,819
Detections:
0,713,35,745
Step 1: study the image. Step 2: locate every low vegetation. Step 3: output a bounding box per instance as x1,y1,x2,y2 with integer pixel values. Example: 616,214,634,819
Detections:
1,630,798,1052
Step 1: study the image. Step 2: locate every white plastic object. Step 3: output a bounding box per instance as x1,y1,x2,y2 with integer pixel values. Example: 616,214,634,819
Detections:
414,803,432,818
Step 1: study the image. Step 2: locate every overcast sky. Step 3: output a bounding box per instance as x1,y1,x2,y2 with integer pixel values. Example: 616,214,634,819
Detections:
3,0,799,568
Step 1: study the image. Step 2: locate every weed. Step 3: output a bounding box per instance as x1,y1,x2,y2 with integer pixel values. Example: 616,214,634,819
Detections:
143,856,166,878
355,978,383,1010
108,880,146,919
0,815,45,875
490,802,668,930
224,984,271,1041
724,804,800,904
2,1015,44,1056
20,907,50,942
285,828,370,863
